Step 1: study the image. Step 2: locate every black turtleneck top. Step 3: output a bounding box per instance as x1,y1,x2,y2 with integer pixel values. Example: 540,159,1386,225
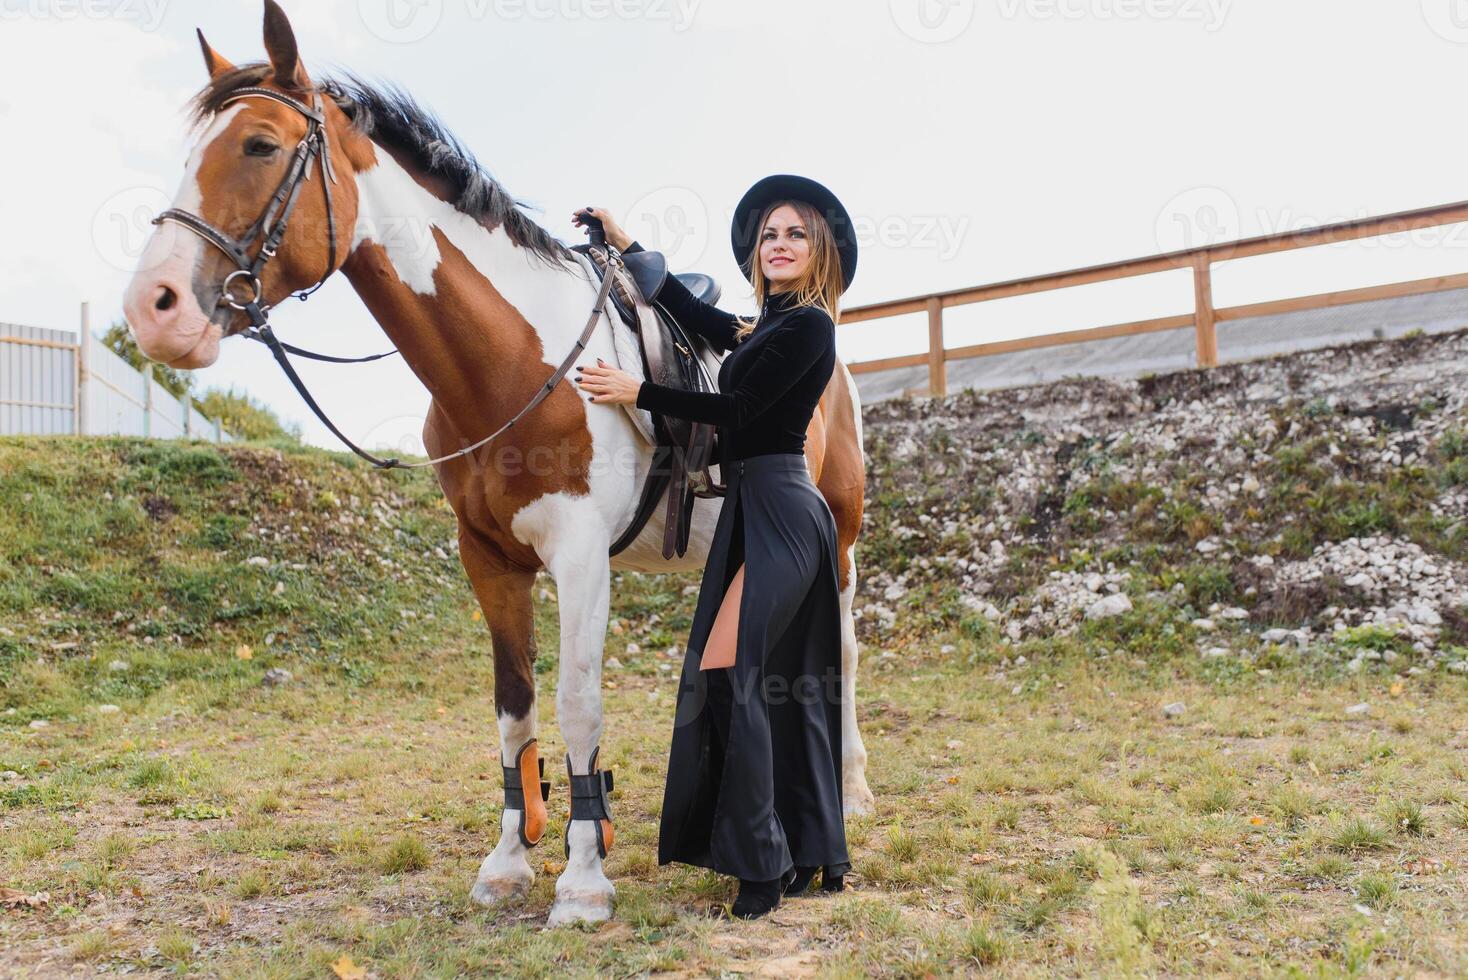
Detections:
627,241,836,461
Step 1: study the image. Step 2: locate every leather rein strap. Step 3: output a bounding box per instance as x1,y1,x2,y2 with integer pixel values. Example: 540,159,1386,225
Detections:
254,260,616,470
149,83,618,473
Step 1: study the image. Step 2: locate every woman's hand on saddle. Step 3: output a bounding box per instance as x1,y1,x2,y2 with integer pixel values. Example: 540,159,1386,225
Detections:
572,206,633,252
575,357,642,406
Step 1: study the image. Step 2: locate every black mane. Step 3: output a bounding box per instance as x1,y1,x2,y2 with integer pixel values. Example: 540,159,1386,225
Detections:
189,64,576,269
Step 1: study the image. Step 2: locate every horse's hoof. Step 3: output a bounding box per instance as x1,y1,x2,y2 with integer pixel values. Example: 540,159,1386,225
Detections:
470,870,532,905
471,876,530,905
844,780,875,817
547,887,614,926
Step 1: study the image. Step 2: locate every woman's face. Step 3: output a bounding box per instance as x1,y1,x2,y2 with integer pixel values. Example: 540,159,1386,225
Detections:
759,204,810,288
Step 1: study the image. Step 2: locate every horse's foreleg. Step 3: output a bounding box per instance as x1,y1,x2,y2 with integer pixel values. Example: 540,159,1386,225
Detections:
544,537,616,926
840,540,876,816
458,533,544,905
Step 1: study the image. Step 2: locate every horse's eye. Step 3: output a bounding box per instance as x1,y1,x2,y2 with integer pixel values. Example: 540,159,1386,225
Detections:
245,137,279,157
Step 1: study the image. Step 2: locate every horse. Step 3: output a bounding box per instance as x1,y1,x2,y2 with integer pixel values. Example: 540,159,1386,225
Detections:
121,0,873,926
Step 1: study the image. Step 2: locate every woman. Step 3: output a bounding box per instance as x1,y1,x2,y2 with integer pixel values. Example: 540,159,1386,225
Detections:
573,174,858,920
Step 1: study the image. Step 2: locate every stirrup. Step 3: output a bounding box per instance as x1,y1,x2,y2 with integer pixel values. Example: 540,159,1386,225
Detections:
502,738,550,848
564,746,615,859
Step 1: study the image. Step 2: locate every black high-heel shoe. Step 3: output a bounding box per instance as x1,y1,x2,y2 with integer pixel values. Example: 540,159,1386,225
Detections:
784,864,845,897
730,875,782,919
783,864,819,897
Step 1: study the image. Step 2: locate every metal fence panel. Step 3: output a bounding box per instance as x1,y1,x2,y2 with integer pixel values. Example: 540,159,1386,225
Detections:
148,373,185,438
85,335,149,437
0,318,230,443
0,323,76,436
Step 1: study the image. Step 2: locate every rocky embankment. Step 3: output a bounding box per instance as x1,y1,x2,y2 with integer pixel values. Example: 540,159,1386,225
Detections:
854,328,1468,675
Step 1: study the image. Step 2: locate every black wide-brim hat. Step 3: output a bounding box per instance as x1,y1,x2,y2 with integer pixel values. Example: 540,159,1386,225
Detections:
730,173,857,293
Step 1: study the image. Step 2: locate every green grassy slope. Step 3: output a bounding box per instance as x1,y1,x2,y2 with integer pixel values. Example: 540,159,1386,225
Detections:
0,438,473,726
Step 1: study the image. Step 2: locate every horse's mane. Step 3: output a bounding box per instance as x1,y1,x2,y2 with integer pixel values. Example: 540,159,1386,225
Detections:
188,64,576,270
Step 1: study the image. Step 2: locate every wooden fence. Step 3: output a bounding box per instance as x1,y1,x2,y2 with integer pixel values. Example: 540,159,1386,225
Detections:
840,199,1468,396
0,303,230,442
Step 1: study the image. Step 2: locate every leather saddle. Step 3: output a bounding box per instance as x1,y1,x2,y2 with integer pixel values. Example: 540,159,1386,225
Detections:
572,239,728,560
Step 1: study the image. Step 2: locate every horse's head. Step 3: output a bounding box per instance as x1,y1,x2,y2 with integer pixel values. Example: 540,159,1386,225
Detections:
123,0,362,368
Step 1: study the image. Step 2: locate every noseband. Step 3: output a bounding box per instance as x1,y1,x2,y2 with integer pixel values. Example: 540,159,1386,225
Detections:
149,83,617,471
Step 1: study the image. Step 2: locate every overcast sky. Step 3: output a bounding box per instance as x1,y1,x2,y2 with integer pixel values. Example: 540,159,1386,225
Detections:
4,0,1468,450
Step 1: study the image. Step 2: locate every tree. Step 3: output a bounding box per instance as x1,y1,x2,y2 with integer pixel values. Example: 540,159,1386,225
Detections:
195,387,301,443
102,319,194,399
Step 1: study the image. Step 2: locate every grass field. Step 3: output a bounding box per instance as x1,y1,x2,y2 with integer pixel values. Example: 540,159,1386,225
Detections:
3,438,1467,976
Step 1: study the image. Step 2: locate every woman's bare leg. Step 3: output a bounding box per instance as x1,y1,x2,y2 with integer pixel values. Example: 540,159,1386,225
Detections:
701,563,745,670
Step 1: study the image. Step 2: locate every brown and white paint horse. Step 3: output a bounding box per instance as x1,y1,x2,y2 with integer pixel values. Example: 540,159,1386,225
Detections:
122,1,872,925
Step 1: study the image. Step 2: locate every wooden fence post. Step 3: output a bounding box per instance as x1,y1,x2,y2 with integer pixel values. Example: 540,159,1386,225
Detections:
76,301,90,436
926,296,946,397
1191,254,1219,369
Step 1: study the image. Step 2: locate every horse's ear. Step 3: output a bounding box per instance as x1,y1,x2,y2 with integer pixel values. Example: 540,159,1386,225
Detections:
196,28,235,79
262,0,310,91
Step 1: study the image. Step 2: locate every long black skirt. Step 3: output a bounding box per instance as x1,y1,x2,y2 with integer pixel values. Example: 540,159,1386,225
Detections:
658,450,851,882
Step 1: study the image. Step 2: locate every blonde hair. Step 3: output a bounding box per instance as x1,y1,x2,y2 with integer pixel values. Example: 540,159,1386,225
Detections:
732,198,844,343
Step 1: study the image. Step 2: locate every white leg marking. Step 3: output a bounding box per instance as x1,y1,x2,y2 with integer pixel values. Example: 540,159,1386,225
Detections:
512,496,618,925
471,707,540,904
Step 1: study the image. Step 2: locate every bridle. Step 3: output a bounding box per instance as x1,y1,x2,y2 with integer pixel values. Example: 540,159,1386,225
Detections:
154,86,341,332
150,84,617,470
